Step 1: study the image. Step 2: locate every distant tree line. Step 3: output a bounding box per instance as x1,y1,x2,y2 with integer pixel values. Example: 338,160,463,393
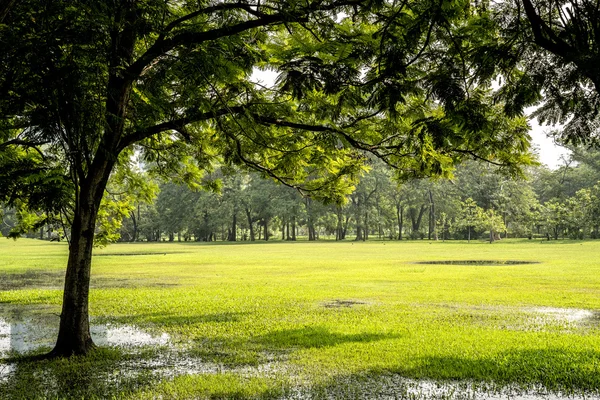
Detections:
6,149,600,243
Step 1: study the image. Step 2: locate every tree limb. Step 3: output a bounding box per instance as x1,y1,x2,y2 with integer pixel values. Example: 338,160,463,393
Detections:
126,0,366,81
0,139,48,159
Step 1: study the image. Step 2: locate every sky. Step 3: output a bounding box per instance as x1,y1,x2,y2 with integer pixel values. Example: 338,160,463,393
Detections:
528,117,570,170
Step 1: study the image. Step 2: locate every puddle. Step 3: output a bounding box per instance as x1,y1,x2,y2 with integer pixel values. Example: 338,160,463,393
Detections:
529,307,596,324
94,251,189,257
322,299,366,308
94,252,171,257
415,260,540,266
0,317,171,357
91,324,170,347
0,270,64,290
284,377,599,399
0,318,55,354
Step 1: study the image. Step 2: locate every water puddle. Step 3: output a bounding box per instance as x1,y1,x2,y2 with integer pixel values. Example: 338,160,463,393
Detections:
285,377,599,399
529,307,595,324
415,260,540,266
322,299,367,308
0,317,171,357
522,307,599,331
91,324,170,347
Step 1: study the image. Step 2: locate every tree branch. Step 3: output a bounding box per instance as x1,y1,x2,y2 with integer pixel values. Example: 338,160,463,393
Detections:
119,106,249,150
521,0,576,61
128,15,297,81
160,2,274,38
0,139,48,159
127,0,365,81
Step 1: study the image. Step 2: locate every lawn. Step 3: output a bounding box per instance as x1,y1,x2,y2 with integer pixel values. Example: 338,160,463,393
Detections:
1,238,600,399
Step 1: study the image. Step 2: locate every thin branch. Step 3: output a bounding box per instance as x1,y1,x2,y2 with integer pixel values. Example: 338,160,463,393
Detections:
450,148,504,166
0,139,48,159
160,2,272,38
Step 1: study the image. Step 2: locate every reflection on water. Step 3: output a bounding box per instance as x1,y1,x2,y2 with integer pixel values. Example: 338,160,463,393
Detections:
0,317,170,357
91,324,170,347
530,307,595,323
0,318,55,355
286,377,599,400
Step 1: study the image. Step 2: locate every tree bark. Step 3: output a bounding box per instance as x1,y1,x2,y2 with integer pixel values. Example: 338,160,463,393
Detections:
228,213,237,241
51,157,113,356
396,203,403,240
244,207,255,241
263,218,269,241
306,198,316,241
409,205,427,237
291,215,296,241
336,207,343,241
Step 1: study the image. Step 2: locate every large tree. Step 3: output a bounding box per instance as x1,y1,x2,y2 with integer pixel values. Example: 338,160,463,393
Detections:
0,0,531,356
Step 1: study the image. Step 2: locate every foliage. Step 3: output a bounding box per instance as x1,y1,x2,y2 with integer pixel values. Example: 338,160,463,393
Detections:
481,0,600,148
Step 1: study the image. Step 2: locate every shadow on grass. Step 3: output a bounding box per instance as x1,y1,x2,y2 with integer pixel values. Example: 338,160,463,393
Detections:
109,311,249,326
257,326,401,349
299,348,600,399
399,347,600,392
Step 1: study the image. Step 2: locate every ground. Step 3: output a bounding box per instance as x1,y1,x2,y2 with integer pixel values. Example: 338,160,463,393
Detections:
1,238,600,399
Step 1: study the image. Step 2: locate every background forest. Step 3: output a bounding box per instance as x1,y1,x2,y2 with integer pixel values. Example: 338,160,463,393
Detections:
5,146,600,244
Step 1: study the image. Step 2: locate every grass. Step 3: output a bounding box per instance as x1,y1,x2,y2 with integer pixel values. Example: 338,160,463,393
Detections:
1,238,600,398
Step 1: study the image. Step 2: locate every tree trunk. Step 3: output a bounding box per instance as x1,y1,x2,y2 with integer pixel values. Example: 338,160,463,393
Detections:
363,210,368,241
228,213,237,241
306,198,316,241
409,205,427,237
291,215,296,241
263,218,269,241
336,207,343,241
129,207,138,242
396,204,403,240
51,159,113,356
245,208,255,241
428,190,435,240
355,225,364,241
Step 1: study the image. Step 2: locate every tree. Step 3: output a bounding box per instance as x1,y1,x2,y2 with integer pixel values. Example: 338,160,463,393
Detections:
480,0,600,148
457,198,484,242
1,0,533,356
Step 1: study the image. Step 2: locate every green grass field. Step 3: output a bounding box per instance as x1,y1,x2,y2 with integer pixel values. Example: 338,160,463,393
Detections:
1,238,600,399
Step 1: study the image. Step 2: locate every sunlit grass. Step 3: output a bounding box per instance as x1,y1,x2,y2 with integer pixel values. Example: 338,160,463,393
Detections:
1,238,600,398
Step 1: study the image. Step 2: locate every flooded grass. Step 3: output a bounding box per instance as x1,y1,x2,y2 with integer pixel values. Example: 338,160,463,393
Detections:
2,239,600,398
0,270,65,290
322,299,367,308
415,260,540,265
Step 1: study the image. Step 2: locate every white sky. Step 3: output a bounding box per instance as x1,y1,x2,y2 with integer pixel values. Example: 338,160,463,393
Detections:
251,69,570,170
528,116,570,170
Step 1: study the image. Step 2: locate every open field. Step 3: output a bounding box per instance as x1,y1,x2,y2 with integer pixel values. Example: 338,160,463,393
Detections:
1,238,600,399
